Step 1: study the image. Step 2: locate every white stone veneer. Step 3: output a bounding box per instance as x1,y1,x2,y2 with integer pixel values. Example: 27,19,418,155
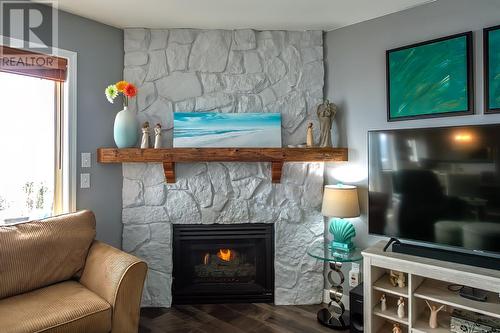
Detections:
122,28,325,307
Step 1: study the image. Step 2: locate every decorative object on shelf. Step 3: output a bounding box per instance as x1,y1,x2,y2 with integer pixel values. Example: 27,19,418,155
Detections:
397,297,405,319
392,323,402,333
387,32,473,121
322,184,360,252
426,300,445,329
140,122,150,149
316,99,337,147
173,112,282,148
154,123,162,149
306,122,314,147
380,294,387,312
105,80,139,148
484,24,500,114
389,270,406,288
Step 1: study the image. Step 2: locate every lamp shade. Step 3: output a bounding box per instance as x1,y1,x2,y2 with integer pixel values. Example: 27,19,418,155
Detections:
321,185,360,218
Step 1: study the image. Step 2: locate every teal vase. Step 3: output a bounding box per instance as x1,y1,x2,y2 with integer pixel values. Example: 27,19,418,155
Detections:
113,107,138,148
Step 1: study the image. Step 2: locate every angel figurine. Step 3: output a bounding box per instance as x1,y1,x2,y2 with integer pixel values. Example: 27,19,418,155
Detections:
141,122,150,149
426,301,445,329
316,100,337,147
392,323,402,333
397,297,405,319
306,123,314,147
390,270,406,288
380,294,387,311
154,123,162,149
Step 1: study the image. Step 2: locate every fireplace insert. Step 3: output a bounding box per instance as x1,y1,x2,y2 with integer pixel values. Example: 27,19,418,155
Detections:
172,224,274,304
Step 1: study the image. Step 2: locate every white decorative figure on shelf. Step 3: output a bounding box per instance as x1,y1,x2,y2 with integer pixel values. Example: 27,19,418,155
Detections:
306,122,314,147
426,300,445,329
380,294,387,312
397,297,405,319
141,122,150,149
390,270,406,288
392,323,402,333
154,123,162,149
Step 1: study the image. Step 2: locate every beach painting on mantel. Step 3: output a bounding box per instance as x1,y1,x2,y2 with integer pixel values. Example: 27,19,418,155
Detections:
173,112,282,148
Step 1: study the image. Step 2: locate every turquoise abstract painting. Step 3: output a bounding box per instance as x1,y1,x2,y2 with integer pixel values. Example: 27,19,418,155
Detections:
173,112,282,148
485,25,500,113
387,32,473,121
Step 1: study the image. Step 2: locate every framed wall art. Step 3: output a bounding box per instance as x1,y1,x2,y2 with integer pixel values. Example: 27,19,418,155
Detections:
173,112,282,148
386,32,474,121
484,24,500,114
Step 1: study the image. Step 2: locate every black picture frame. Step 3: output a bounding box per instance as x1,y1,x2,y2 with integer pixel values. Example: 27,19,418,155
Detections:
484,24,500,114
386,31,474,122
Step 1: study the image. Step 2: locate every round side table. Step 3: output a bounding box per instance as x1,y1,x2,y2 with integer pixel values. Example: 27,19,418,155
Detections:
307,244,362,330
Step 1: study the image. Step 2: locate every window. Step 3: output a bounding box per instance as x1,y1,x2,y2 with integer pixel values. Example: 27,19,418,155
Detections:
0,45,76,224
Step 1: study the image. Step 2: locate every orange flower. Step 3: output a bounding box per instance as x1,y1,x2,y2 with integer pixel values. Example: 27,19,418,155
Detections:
123,83,138,97
115,80,128,92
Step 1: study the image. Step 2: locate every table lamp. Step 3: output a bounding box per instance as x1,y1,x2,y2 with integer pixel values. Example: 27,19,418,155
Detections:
322,184,360,252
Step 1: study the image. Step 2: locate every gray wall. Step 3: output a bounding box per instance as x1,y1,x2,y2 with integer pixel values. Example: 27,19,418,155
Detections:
325,0,500,252
58,11,124,247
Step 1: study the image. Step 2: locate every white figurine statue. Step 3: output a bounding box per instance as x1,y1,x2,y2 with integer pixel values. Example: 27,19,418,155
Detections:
154,123,162,149
141,122,150,149
426,301,445,329
306,122,314,147
380,294,387,312
397,297,405,319
390,270,406,288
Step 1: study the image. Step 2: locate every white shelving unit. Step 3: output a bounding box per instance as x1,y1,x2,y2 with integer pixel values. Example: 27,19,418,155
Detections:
362,241,500,333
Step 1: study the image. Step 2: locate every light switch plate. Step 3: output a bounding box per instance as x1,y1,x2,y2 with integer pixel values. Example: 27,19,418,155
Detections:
80,173,90,188
81,152,91,168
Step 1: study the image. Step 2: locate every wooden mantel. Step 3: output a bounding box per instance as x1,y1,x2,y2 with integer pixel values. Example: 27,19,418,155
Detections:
97,147,348,183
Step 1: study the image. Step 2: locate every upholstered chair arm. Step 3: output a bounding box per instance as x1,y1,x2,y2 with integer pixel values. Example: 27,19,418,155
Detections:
79,240,148,333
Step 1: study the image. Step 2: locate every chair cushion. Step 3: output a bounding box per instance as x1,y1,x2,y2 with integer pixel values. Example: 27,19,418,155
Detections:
0,210,96,299
0,281,111,333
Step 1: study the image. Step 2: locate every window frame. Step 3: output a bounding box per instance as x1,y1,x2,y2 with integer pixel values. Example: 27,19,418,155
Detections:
1,36,77,215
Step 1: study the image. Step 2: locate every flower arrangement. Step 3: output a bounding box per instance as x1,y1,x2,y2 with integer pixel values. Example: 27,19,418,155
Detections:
105,80,138,107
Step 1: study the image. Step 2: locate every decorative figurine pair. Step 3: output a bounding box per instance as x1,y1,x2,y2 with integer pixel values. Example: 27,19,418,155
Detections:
379,294,405,319
141,122,162,149
390,270,406,288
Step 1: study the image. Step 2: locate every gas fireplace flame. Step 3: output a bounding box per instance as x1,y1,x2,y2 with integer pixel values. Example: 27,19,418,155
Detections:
217,248,234,262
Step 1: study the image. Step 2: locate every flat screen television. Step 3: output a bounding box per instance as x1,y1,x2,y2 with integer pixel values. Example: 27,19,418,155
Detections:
368,124,500,263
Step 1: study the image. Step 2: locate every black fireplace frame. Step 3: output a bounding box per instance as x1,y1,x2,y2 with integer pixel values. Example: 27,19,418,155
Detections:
172,223,275,304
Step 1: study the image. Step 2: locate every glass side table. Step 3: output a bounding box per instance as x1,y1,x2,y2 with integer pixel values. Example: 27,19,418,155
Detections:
307,244,363,330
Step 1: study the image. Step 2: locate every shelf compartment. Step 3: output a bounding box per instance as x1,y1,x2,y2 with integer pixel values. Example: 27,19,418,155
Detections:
373,274,409,297
411,310,451,333
373,304,409,325
413,279,500,319
97,147,348,183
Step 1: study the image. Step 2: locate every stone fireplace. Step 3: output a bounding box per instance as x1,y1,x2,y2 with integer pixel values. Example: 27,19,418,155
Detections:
122,28,326,307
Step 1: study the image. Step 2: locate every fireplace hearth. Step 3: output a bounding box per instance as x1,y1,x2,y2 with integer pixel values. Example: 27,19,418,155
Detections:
172,224,274,304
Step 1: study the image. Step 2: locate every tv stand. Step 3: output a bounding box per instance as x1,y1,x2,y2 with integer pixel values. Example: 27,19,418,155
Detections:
362,241,500,333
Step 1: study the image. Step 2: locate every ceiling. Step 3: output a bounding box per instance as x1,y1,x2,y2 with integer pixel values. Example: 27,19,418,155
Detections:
53,0,435,31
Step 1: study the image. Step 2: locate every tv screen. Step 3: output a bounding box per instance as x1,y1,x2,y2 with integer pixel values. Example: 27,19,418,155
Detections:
368,124,500,257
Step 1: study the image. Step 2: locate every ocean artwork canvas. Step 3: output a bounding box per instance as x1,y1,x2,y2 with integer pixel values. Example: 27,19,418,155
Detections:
173,112,282,148
387,32,473,121
485,25,500,113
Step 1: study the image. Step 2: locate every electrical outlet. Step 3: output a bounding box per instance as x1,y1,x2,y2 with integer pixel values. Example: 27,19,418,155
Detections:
80,173,90,188
81,152,91,168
